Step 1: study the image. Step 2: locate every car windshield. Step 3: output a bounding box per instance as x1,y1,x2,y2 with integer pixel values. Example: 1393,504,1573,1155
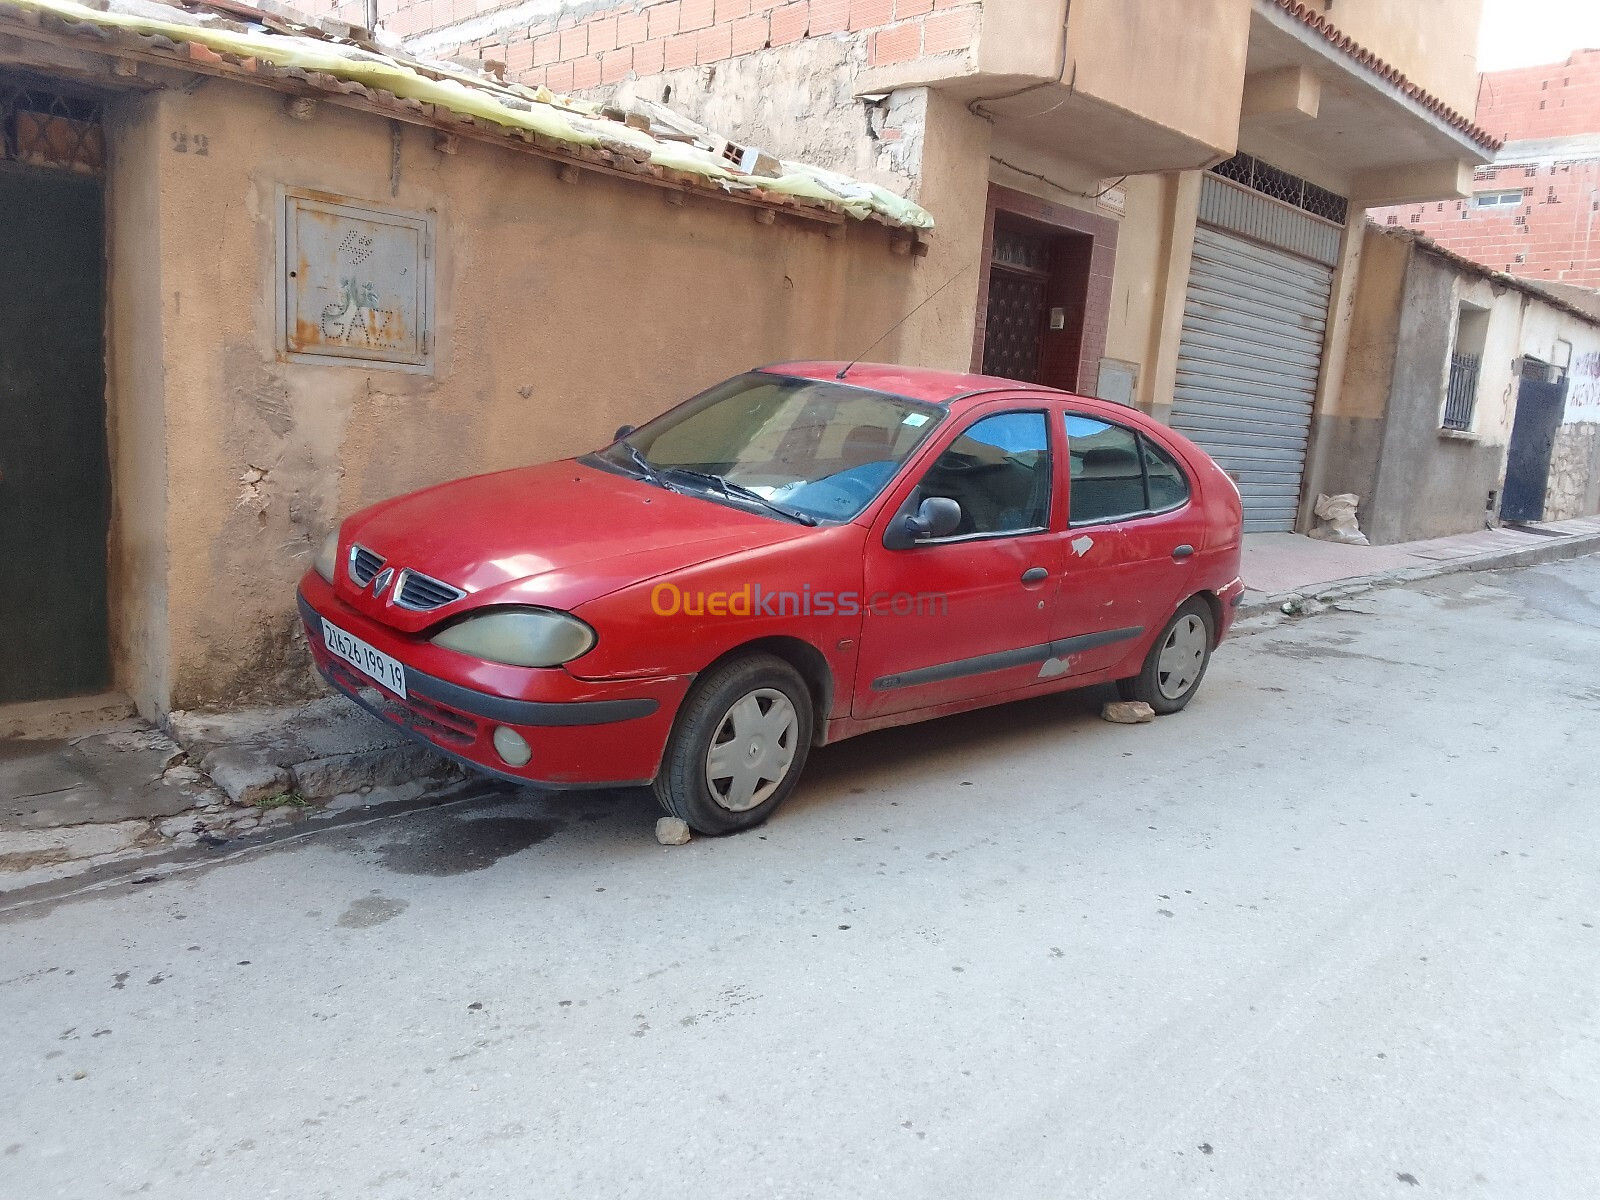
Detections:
596,373,944,523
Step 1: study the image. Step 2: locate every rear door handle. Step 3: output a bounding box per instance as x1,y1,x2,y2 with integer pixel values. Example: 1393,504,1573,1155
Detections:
1020,567,1049,584
1171,544,1194,560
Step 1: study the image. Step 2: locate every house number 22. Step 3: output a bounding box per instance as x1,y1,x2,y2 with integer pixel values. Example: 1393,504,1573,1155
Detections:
171,131,210,155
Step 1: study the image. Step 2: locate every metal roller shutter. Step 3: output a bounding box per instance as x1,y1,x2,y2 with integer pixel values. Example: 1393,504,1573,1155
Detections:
1171,195,1338,534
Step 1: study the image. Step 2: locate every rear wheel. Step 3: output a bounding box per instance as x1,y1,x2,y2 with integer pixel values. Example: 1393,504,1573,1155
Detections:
653,654,813,835
1116,597,1215,714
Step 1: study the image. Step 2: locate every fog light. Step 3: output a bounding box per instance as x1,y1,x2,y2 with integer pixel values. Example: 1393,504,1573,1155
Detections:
492,726,531,768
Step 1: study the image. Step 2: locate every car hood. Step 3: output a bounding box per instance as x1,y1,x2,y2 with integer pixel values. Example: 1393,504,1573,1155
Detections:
334,460,810,633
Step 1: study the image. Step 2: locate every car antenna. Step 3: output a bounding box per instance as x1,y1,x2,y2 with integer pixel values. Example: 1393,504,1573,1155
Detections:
836,259,975,381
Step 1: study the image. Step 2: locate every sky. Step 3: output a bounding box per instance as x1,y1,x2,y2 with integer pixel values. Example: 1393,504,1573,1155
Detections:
1478,0,1600,71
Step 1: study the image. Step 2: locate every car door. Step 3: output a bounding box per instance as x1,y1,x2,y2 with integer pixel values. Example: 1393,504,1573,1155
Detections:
1053,412,1199,676
854,406,1063,719
1108,427,1205,635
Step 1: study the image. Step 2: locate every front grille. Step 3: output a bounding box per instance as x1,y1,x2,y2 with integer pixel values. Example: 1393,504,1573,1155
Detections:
348,544,385,587
395,569,465,611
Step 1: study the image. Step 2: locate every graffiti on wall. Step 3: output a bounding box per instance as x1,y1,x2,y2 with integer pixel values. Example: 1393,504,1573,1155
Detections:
1568,350,1600,423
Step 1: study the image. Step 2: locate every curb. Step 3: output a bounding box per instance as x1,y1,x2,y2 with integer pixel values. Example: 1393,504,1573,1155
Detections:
1237,530,1600,621
0,777,517,914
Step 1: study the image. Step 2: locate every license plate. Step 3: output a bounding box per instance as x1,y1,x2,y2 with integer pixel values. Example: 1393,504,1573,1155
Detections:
320,618,407,698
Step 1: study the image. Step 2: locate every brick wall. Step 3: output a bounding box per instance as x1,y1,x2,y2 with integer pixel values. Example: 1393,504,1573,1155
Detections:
361,0,979,94
291,0,370,26
1370,158,1600,287
1368,50,1600,287
1474,49,1600,144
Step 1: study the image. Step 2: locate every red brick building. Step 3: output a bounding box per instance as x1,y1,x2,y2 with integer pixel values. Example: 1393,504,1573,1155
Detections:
349,0,985,92
1371,49,1600,286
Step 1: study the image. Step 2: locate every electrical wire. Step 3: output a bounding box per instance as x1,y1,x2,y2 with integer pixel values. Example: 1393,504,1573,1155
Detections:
965,0,1074,123
988,156,1128,202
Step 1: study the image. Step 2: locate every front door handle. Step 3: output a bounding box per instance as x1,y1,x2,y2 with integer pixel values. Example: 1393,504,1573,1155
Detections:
1171,544,1195,560
1020,567,1049,585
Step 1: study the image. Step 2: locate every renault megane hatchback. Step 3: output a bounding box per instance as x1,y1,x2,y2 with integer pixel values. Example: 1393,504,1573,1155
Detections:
298,363,1244,835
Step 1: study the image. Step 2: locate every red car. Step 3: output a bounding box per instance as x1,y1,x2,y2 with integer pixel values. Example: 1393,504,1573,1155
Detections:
298,363,1244,834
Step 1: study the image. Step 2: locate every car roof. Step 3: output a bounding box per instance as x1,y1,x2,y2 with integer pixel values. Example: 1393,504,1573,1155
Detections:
759,361,1069,407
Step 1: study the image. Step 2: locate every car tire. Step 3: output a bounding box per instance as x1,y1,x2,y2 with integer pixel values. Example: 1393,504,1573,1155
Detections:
653,653,814,836
1116,597,1215,715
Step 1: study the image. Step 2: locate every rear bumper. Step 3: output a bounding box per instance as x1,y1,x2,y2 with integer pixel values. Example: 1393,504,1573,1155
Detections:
1215,576,1246,642
297,577,687,788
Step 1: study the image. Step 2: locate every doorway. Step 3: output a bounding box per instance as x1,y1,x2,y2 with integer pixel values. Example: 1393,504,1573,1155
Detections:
982,221,1052,382
974,189,1117,393
1502,363,1568,523
0,77,110,704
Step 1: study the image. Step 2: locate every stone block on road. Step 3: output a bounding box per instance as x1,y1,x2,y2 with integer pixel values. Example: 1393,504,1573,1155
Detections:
1101,701,1156,724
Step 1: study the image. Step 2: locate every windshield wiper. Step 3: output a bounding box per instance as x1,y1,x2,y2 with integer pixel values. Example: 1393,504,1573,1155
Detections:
664,468,819,526
618,442,678,493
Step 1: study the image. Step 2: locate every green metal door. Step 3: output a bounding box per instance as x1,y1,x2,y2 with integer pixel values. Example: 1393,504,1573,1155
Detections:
0,161,109,703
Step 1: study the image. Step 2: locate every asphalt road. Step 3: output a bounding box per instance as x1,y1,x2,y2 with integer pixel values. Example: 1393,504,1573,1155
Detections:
4,557,1600,1200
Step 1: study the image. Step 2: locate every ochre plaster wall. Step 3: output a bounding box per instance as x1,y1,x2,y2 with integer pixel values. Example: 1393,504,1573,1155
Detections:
1316,0,1486,117
124,80,923,713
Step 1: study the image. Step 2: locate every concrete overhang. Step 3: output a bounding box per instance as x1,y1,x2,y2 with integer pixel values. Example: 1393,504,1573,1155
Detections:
856,0,1253,179
916,72,1237,178
1241,1,1495,206
1491,134,1600,167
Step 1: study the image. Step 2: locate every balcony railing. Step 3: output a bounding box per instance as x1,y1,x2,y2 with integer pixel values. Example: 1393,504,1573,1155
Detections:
1444,352,1480,431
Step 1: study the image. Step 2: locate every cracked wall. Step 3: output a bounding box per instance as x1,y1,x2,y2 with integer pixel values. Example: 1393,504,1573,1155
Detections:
605,36,926,200
114,76,924,715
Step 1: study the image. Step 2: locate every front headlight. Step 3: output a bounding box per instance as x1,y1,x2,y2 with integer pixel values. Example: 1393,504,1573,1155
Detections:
313,531,340,584
430,608,597,668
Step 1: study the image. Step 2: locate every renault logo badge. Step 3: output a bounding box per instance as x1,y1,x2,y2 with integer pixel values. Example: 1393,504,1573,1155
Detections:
371,567,394,597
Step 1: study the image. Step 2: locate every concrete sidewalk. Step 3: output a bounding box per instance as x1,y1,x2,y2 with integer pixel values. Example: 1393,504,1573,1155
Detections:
1240,514,1600,613
0,693,465,892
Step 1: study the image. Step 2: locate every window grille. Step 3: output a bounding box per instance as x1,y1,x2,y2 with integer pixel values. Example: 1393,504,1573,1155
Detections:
1,76,105,174
1443,353,1480,431
1208,154,1348,224
991,225,1052,275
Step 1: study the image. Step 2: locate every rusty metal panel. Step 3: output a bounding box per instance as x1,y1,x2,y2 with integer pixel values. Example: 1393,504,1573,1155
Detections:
280,192,432,370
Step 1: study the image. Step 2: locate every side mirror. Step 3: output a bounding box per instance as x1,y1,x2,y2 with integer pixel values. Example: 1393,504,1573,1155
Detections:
613,424,636,441
884,496,961,549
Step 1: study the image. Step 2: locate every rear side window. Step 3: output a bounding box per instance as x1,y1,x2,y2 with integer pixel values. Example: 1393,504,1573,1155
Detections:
1142,437,1191,511
1066,414,1191,525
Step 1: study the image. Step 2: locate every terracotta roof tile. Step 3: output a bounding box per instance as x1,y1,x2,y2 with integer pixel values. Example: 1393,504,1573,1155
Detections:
1272,0,1502,152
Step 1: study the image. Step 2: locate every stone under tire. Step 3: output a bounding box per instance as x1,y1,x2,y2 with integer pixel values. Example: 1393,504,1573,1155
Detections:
653,653,814,836
1116,597,1216,715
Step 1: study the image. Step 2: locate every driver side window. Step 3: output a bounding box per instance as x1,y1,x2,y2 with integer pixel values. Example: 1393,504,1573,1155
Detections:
915,411,1051,538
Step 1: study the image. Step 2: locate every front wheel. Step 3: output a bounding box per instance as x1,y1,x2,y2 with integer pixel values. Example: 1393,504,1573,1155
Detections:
1117,598,1215,714
653,654,814,835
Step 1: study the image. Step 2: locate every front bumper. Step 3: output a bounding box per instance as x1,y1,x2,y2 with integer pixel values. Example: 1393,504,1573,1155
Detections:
297,576,687,788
